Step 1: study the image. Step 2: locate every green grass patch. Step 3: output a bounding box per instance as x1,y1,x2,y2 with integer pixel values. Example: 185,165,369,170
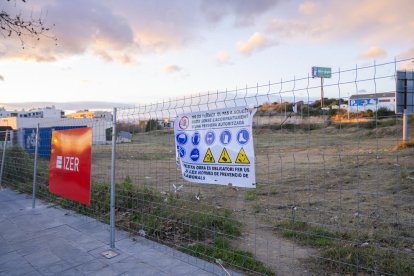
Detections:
117,152,171,160
113,176,242,242
182,238,275,275
35,176,242,244
2,146,34,186
266,123,323,132
277,220,414,275
322,243,414,275
278,220,335,247
255,118,399,132
335,119,397,129
245,189,257,201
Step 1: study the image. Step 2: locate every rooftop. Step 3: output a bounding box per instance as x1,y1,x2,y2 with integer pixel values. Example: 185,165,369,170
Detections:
350,92,395,100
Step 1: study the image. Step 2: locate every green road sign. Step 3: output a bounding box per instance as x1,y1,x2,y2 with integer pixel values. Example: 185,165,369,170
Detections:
312,67,331,78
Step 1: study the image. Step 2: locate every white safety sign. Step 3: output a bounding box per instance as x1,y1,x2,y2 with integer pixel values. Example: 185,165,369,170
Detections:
174,106,256,188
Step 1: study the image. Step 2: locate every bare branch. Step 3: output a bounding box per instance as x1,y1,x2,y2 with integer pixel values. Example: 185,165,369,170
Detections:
1,0,57,48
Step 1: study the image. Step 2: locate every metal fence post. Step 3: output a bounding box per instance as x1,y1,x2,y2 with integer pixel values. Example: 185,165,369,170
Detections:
0,130,9,189
402,109,408,142
32,124,40,208
110,107,117,248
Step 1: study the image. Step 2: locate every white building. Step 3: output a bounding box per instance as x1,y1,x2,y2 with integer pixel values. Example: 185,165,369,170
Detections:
0,117,108,145
0,106,64,119
348,92,395,112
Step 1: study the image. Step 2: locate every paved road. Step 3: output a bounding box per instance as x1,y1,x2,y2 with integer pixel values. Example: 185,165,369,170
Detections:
0,188,237,276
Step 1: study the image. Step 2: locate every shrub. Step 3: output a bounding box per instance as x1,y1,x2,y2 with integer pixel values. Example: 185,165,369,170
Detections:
145,119,162,132
376,107,395,118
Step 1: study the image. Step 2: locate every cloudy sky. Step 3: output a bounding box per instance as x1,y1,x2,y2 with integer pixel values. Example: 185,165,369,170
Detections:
0,0,413,106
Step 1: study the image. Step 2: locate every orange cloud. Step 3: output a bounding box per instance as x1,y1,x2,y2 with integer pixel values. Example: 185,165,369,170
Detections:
399,47,414,70
299,2,319,15
358,46,387,59
269,0,414,46
399,62,414,71
216,51,231,64
164,64,182,73
400,47,414,59
238,32,273,55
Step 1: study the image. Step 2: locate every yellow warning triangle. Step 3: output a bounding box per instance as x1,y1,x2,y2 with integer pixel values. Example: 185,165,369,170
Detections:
218,147,232,163
235,147,250,164
203,148,215,163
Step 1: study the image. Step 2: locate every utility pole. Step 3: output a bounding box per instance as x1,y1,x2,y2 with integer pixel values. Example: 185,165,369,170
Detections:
321,77,324,108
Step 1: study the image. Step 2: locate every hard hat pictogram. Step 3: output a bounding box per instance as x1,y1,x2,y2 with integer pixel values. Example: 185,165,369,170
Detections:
176,132,188,145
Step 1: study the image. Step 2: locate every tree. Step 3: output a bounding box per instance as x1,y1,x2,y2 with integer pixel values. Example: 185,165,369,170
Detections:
145,119,162,132
0,0,56,48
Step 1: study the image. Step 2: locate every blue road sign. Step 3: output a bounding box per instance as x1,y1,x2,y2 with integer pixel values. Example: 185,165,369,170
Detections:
177,145,186,158
220,130,232,145
192,131,201,145
236,129,249,145
176,132,188,145
205,131,215,145
190,148,200,161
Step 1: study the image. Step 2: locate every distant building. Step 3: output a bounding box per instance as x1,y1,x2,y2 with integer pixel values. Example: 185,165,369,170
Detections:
66,110,112,121
0,117,108,145
348,92,395,112
0,106,64,118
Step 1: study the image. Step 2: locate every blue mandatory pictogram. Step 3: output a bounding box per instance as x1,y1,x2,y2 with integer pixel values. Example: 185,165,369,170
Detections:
190,148,200,162
219,129,232,145
176,132,188,145
236,129,249,145
192,131,201,146
204,131,215,145
177,145,186,158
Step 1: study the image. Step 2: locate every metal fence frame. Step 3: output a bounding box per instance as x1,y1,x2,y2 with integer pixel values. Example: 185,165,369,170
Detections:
0,57,413,275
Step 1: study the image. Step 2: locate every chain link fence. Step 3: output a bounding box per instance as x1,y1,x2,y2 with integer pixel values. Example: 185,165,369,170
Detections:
0,58,413,275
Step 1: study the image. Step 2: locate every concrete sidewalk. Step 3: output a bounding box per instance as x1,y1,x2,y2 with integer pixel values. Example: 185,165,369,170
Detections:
0,188,238,276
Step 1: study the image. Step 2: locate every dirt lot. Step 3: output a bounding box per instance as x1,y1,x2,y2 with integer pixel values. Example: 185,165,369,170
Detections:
90,120,414,275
